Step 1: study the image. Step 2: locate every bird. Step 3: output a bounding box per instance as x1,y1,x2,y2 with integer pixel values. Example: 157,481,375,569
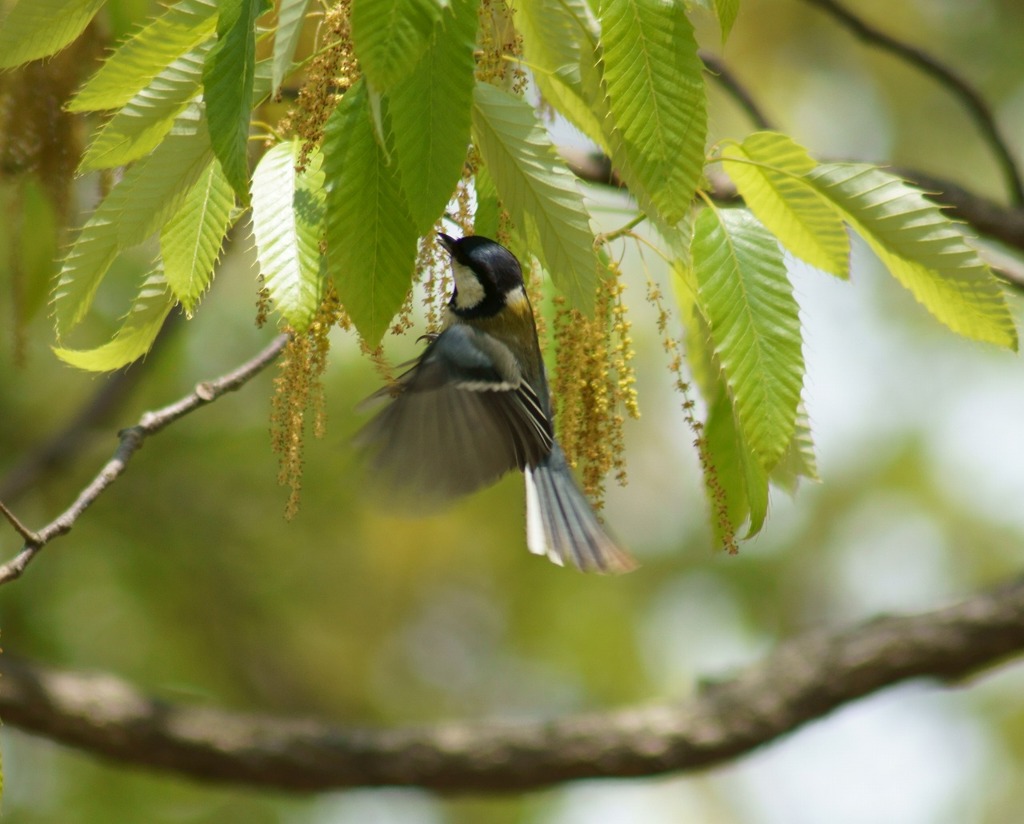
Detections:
355,232,636,573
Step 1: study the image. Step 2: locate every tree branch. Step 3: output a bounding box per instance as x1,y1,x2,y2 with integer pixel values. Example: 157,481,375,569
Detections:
2,574,1023,793
701,51,774,131
802,0,1024,205
0,333,290,586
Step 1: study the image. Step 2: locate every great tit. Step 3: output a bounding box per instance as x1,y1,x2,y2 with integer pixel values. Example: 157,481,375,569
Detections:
356,233,636,573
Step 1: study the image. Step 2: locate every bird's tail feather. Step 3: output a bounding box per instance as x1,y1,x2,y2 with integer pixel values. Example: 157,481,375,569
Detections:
525,445,637,574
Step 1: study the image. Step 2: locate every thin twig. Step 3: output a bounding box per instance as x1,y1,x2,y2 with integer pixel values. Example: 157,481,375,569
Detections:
701,51,774,130
2,573,1023,791
803,0,1024,205
0,334,290,586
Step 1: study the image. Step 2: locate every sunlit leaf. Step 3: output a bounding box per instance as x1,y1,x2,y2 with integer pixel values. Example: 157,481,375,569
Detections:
389,0,477,233
203,0,269,200
472,82,598,311
598,0,706,225
251,140,326,331
54,268,176,371
808,163,1018,350
771,403,819,493
79,42,211,172
54,105,214,336
512,0,609,152
351,0,444,91
691,207,804,470
721,132,849,277
323,81,418,346
161,159,234,314
0,0,107,68
70,0,218,112
676,261,769,543
271,0,312,94
704,381,769,540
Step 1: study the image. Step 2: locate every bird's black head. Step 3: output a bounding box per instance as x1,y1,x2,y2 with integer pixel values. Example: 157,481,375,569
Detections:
438,233,526,319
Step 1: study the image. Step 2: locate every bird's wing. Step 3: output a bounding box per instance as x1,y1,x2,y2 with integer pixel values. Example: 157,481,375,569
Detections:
355,325,554,508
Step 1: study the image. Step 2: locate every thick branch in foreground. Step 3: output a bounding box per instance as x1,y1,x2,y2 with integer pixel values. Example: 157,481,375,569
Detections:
3,575,1023,793
0,333,289,585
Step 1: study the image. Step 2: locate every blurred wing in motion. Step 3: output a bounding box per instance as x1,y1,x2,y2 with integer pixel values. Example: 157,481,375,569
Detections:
356,325,554,507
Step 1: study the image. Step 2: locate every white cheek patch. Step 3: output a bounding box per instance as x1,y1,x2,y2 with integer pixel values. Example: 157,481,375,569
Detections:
504,285,528,310
451,260,486,310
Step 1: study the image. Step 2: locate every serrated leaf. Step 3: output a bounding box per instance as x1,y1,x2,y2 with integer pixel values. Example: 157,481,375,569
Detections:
351,0,444,91
511,0,609,152
161,158,234,313
691,207,804,470
323,81,418,346
70,0,218,112
598,0,706,225
676,262,769,543
54,268,176,371
704,381,770,540
771,403,819,493
271,0,312,94
721,132,850,278
471,82,598,311
714,0,739,41
808,163,1018,350
389,0,477,233
251,140,326,331
54,104,215,336
203,0,268,200
79,41,211,172
0,0,107,68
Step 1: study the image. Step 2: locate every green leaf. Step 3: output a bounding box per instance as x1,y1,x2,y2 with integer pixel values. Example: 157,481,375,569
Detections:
473,165,500,239
808,163,1018,350
271,0,312,94
676,262,769,542
714,0,739,41
161,159,235,314
79,42,211,172
598,0,706,225
351,0,444,91
323,81,418,346
251,140,326,331
691,207,804,470
389,0,477,233
203,0,268,200
703,381,770,540
54,268,176,371
70,0,218,112
721,132,850,278
511,0,609,152
771,403,819,493
471,82,598,311
54,104,215,336
0,0,106,68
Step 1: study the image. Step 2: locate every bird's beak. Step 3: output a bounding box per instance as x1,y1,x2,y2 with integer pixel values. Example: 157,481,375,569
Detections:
437,233,456,255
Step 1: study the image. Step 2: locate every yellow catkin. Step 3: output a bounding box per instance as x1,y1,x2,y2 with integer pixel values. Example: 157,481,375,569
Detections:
552,264,639,509
279,0,358,168
645,277,737,554
476,0,526,92
269,287,348,518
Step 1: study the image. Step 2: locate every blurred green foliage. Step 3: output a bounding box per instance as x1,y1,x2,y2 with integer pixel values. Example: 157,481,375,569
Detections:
2,0,1024,821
